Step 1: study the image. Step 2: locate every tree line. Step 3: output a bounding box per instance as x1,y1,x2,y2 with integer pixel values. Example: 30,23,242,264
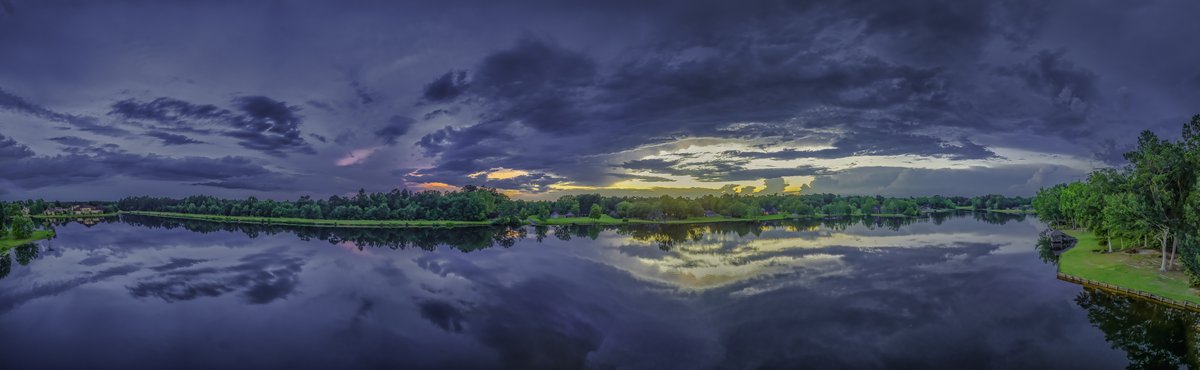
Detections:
109,186,1029,224
1032,115,1200,284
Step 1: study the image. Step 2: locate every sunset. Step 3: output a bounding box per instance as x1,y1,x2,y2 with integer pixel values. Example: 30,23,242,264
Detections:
2,1,1200,368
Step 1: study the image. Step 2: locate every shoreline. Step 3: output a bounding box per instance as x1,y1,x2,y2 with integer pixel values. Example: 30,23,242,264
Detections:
31,213,118,219
120,208,1024,228
1057,229,1200,306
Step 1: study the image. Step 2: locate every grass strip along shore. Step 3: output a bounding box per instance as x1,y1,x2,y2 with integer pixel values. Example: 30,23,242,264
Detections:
1059,230,1200,305
0,230,54,253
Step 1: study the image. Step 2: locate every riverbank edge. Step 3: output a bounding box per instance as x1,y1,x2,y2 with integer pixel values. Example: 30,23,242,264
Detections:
1057,229,1200,307
31,213,119,219
0,230,55,253
1056,273,1200,313
120,209,1007,228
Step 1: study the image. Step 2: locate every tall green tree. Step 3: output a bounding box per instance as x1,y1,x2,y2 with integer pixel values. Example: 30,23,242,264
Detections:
588,204,603,219
10,216,33,240
1126,129,1196,271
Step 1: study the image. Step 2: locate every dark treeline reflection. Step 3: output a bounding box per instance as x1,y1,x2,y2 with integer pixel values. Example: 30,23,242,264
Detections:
1,211,1032,282
1075,288,1200,369
117,212,1029,252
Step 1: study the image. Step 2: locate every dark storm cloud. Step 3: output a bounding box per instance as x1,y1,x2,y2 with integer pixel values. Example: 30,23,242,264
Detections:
349,80,376,105
109,97,229,126
225,96,314,156
110,96,315,156
1,0,1196,197
726,133,997,161
409,12,1012,188
994,49,1100,135
47,136,95,147
399,0,1200,192
0,87,130,136
620,158,828,182
375,115,415,145
145,131,204,145
0,135,288,191
807,165,1088,196
421,70,469,102
0,133,34,160
193,173,301,191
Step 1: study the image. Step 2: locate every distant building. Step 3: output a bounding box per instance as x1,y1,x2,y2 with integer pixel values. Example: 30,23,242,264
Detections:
44,205,103,216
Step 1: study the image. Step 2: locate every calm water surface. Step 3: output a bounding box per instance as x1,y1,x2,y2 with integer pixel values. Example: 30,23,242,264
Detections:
1,213,1196,369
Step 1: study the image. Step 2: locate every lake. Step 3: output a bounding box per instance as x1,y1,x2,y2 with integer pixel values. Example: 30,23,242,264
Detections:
1,213,1196,369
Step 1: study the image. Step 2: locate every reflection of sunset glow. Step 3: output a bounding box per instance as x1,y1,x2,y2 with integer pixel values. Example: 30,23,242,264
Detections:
335,241,373,255
587,224,1029,290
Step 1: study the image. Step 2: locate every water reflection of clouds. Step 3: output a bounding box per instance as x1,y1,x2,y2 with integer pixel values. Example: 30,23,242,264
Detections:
129,250,304,304
1,214,1128,369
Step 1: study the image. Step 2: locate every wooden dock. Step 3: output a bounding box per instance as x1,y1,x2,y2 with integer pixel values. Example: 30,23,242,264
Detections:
1057,273,1200,313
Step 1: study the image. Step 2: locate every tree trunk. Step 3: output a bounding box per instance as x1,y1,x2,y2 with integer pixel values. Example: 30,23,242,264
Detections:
1108,237,1113,253
1170,231,1180,269
1161,229,1170,272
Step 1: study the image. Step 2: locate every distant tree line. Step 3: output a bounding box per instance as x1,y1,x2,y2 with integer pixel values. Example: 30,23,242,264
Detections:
110,185,1029,223
1033,115,1200,284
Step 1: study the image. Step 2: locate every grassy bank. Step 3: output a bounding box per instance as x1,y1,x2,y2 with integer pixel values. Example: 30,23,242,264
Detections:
1060,230,1200,304
0,230,54,253
31,213,118,219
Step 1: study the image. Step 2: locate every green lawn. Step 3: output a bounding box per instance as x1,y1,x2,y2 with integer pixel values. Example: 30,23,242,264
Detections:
0,230,54,253
123,211,493,228
1060,230,1200,304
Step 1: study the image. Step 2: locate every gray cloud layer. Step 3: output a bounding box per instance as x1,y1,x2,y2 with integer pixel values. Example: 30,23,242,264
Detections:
0,0,1196,199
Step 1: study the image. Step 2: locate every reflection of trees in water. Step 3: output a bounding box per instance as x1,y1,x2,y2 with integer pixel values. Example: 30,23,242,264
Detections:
13,243,38,266
0,243,39,281
120,215,528,252
0,252,10,281
1075,288,1200,369
971,211,1026,225
1035,233,1060,265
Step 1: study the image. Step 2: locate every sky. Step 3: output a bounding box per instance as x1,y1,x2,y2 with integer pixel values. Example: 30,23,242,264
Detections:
1,0,1198,201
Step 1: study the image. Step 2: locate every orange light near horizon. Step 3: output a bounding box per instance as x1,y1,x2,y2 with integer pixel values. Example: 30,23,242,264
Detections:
415,182,458,191
485,168,529,180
